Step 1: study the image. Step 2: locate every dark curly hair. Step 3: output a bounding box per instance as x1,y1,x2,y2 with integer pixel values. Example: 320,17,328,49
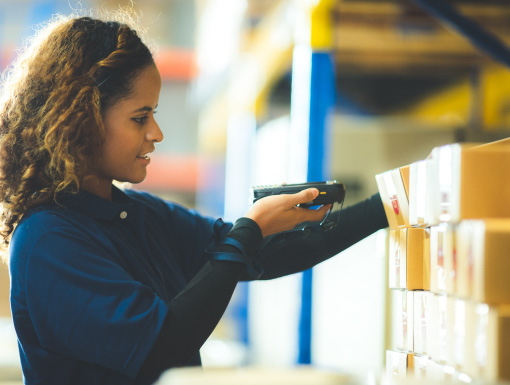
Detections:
0,12,155,260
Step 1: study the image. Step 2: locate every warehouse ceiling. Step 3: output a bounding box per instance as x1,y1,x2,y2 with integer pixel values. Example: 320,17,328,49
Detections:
261,0,510,115
87,0,509,117
333,0,510,74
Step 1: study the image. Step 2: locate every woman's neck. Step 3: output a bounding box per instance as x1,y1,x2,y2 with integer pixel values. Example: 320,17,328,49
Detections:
82,179,113,201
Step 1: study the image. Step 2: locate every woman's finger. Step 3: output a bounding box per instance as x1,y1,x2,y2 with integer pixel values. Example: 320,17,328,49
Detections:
296,203,332,222
286,188,319,207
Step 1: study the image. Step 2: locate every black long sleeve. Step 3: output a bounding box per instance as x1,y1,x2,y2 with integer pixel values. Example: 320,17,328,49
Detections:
241,193,388,280
136,218,262,383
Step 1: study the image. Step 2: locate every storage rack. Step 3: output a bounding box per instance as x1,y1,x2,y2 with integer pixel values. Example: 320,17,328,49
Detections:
377,138,510,380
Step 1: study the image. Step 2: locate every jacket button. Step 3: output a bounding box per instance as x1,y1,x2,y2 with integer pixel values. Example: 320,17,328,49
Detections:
120,211,128,219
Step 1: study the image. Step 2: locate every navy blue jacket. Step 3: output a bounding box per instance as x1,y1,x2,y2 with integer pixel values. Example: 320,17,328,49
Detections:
9,187,387,384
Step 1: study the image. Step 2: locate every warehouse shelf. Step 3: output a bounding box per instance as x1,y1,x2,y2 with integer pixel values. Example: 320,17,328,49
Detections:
193,0,510,373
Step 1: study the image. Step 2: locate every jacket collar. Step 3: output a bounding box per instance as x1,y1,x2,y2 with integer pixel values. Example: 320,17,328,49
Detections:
59,185,140,223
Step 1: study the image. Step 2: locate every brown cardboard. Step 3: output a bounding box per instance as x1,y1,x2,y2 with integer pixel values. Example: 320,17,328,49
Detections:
459,143,510,221
474,137,510,150
409,137,510,228
425,141,510,224
474,220,510,305
423,229,431,291
458,220,510,304
406,228,426,291
389,228,429,290
400,165,410,200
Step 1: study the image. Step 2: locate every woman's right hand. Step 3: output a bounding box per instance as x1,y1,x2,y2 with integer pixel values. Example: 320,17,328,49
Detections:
244,188,331,237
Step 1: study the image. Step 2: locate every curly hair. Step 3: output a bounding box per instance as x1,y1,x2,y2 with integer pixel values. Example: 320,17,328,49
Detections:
0,12,155,260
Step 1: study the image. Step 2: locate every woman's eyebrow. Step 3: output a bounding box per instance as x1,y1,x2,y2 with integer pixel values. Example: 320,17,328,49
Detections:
133,104,158,113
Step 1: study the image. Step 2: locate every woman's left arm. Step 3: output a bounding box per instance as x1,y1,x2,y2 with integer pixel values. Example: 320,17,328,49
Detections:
243,193,388,280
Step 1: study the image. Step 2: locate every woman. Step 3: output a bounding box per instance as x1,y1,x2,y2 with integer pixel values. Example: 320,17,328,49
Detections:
0,12,388,385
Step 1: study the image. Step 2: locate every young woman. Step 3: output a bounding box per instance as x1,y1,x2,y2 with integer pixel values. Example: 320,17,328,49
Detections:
0,12,388,385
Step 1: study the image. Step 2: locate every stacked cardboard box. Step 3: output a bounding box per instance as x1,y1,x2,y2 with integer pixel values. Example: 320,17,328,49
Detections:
377,138,510,382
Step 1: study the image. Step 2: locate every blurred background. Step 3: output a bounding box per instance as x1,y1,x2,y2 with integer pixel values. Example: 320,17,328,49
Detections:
0,0,509,383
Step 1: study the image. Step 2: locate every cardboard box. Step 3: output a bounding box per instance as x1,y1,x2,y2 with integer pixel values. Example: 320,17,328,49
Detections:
430,225,448,294
376,167,410,229
425,294,437,362
386,350,414,378
473,220,510,305
436,294,448,364
428,141,510,224
458,300,477,377
453,299,466,369
389,228,429,290
400,165,410,200
413,291,430,355
409,159,436,228
456,221,480,299
444,225,457,296
422,229,430,292
427,294,448,363
391,289,413,352
457,219,510,304
429,223,456,295
445,296,457,367
388,229,404,290
427,360,467,383
413,354,428,379
472,304,510,382
0,263,10,317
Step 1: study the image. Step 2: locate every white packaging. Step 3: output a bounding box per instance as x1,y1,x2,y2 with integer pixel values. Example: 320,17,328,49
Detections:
391,289,413,352
413,291,430,355
409,159,434,227
473,303,510,382
386,350,414,378
376,168,410,229
413,354,428,379
430,225,447,294
453,298,466,368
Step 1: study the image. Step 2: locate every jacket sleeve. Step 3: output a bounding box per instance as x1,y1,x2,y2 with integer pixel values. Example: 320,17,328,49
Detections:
242,193,388,280
136,218,262,383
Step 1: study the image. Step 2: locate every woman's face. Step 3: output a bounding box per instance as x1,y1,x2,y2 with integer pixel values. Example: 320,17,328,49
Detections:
87,64,163,199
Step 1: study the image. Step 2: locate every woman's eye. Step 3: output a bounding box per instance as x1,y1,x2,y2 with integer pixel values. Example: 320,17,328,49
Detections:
132,116,149,124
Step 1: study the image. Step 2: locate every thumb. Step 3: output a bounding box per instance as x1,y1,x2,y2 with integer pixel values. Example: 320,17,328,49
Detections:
290,188,319,206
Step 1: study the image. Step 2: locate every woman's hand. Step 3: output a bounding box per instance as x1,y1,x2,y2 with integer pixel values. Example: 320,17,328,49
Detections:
244,188,332,237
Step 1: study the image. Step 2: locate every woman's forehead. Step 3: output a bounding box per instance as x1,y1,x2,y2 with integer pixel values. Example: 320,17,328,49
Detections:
111,65,161,111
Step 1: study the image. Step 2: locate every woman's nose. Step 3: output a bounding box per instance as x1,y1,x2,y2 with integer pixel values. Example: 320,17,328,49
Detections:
147,120,163,143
